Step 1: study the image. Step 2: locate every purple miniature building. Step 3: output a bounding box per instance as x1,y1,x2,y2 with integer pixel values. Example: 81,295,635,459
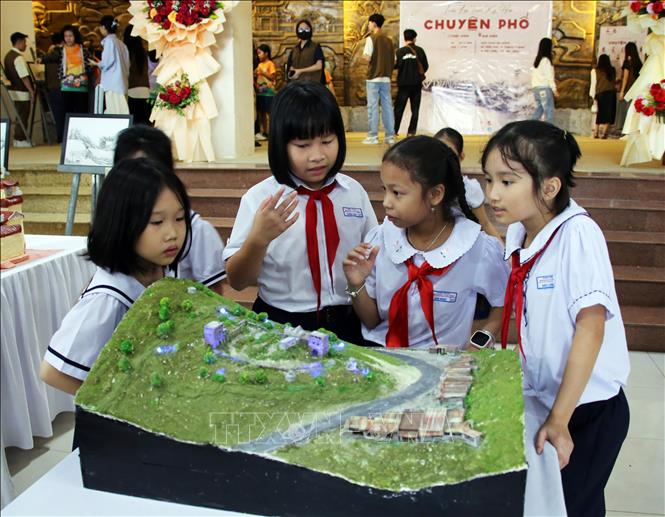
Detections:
204,321,225,349
307,331,329,358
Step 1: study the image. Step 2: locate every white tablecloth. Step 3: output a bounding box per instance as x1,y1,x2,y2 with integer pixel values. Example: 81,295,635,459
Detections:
1,235,95,509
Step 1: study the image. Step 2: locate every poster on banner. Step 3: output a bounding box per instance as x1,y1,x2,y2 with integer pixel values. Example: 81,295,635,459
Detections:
598,26,646,72
400,1,552,135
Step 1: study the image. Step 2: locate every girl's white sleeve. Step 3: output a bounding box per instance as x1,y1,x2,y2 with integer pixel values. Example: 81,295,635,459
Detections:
474,235,510,307
99,41,115,72
362,225,383,300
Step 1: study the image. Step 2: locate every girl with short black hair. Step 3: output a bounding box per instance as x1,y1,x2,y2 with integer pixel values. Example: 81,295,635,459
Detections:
224,81,376,345
40,158,192,395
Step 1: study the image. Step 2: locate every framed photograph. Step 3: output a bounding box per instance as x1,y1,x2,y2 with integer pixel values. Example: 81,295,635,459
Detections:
0,118,9,173
60,114,133,169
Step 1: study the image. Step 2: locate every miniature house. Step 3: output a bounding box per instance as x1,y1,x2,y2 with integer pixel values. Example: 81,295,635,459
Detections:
307,331,329,358
204,321,225,349
279,336,298,350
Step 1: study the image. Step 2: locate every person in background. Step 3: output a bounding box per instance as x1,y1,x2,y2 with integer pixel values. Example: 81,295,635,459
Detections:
616,42,643,132
254,44,276,141
42,25,92,139
592,54,617,139
286,19,325,84
530,37,558,123
394,29,428,137
4,32,36,147
43,32,65,142
88,16,130,114
124,24,151,125
361,13,396,145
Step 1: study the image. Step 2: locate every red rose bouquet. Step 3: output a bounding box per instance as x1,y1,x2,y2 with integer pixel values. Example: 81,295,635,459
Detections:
634,80,665,122
154,74,199,116
629,0,665,18
146,0,223,30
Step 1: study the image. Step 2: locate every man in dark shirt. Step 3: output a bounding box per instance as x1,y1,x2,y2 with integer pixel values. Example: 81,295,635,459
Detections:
394,29,428,137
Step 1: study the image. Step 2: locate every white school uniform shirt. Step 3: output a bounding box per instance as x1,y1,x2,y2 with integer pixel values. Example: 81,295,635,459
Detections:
363,216,509,349
223,173,378,312
44,267,172,381
177,210,226,287
504,199,630,409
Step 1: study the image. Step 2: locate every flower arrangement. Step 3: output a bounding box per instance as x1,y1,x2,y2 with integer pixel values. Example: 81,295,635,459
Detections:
154,74,199,115
146,0,223,30
629,1,665,18
634,80,665,121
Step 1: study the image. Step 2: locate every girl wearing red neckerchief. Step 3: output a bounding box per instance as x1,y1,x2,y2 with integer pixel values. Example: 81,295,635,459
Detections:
343,136,508,351
482,120,629,517
224,81,377,345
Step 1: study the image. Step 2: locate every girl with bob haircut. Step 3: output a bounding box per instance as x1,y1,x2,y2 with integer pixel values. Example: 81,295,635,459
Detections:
531,37,558,123
343,136,508,350
113,125,226,293
224,81,377,344
482,120,629,516
41,158,192,395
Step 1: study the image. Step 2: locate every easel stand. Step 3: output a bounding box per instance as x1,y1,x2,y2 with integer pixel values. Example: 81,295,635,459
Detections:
58,164,108,236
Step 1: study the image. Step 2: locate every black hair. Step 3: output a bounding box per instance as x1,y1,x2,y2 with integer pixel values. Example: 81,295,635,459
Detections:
296,19,313,34
433,127,464,156
369,13,385,28
403,29,417,41
61,25,82,44
148,49,159,63
624,42,643,77
100,15,119,34
123,24,146,76
10,33,27,46
383,136,478,223
596,54,616,82
257,44,272,60
268,81,346,188
481,120,580,216
50,33,63,45
534,37,553,68
87,158,191,275
113,125,174,170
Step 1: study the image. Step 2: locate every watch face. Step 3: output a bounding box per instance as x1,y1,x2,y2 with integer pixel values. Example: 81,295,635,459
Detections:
471,331,491,348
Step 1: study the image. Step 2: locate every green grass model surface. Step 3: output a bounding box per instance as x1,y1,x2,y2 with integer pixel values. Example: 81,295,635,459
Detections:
75,278,525,490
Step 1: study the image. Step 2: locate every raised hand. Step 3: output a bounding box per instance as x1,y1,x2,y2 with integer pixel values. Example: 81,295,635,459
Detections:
248,187,300,248
343,243,379,288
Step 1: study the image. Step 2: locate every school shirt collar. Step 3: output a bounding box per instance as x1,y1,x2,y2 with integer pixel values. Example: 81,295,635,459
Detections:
287,173,351,192
504,199,588,263
382,215,481,268
84,267,146,307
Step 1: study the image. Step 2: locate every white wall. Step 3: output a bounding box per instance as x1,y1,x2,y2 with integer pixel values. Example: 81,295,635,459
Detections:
209,0,254,159
1,0,35,58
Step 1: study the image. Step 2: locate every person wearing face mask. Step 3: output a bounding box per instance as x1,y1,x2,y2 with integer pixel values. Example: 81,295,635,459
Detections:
286,19,325,84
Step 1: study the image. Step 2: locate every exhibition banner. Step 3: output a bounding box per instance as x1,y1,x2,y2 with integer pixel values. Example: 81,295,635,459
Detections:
598,26,646,72
400,1,552,135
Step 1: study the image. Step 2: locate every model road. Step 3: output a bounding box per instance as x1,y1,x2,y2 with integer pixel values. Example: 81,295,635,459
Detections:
234,351,442,454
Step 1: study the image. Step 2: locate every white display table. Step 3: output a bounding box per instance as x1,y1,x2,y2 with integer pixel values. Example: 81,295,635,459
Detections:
1,235,96,508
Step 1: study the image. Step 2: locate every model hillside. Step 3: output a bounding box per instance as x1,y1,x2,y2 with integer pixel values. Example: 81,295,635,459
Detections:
75,278,525,490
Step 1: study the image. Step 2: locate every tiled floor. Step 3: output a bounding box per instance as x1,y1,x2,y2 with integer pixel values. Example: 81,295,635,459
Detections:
5,352,665,515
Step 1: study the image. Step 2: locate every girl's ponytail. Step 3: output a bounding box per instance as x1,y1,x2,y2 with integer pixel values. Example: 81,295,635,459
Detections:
452,161,479,223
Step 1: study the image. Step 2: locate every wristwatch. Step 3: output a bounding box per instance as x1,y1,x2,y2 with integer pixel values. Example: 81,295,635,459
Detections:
345,283,366,299
469,330,495,350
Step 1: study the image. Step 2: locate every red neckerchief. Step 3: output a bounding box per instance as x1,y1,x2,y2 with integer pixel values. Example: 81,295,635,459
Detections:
500,226,562,358
385,257,454,348
296,182,339,313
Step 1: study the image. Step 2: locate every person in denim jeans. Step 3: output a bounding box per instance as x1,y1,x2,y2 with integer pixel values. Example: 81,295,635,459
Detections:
361,13,395,145
530,38,558,123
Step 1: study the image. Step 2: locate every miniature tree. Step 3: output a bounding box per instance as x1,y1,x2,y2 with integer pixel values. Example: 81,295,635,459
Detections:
181,299,194,312
119,339,134,355
150,372,163,388
204,351,217,364
159,305,170,322
118,357,131,373
198,367,209,379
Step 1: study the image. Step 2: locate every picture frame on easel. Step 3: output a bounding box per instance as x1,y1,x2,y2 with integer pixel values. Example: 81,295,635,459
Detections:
0,118,10,173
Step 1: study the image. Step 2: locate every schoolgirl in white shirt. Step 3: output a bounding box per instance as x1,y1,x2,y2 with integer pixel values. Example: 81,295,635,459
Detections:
343,136,508,349
113,125,226,293
224,81,377,345
40,158,191,395
482,120,630,516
